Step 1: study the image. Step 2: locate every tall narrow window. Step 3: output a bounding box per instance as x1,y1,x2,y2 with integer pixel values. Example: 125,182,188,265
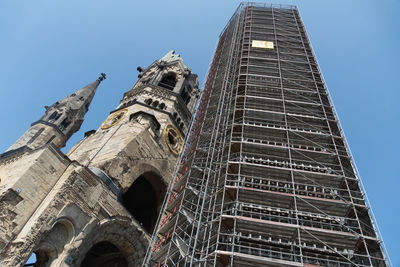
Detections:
180,87,191,104
27,128,44,144
48,111,61,122
46,135,56,145
60,118,71,130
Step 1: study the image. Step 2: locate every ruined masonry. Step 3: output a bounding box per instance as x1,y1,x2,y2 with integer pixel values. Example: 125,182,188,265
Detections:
0,51,200,266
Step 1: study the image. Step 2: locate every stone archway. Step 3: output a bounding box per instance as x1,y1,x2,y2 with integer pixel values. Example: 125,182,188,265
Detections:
71,217,149,267
80,241,127,267
122,171,167,233
24,218,74,267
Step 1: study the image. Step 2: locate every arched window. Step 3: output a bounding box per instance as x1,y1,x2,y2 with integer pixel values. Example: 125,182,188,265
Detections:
81,241,127,267
152,101,159,108
158,73,176,90
122,172,166,232
25,220,74,267
60,118,71,130
48,111,61,122
145,99,153,105
180,87,191,104
159,103,166,110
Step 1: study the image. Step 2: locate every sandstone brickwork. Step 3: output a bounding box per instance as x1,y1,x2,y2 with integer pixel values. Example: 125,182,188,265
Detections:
0,51,199,266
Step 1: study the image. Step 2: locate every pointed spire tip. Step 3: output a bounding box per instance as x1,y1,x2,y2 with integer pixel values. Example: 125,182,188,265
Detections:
97,73,106,83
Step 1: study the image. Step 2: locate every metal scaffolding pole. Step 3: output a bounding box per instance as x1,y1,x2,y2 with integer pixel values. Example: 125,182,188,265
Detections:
144,2,391,267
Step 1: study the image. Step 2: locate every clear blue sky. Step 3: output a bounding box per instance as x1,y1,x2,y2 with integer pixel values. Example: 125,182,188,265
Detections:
0,0,398,265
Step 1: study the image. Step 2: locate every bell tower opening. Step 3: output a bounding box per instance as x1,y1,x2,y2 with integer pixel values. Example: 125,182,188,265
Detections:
122,172,166,232
81,241,127,267
158,73,177,90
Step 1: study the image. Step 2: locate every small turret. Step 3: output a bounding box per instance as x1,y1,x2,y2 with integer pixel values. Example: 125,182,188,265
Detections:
6,74,105,152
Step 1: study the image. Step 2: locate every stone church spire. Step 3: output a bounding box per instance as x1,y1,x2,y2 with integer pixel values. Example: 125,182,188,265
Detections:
6,73,106,152
0,53,199,266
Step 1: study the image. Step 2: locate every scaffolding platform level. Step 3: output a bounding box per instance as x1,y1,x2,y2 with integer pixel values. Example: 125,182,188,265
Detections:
144,2,391,267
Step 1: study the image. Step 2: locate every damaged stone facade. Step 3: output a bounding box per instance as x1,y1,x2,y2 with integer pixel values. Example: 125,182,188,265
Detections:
0,51,200,267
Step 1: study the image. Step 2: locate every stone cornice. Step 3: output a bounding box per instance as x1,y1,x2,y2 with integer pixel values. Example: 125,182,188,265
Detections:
0,146,32,164
0,143,70,166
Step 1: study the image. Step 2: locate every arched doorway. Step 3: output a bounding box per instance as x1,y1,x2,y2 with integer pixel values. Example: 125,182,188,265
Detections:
80,241,127,267
71,218,149,267
24,219,74,267
122,172,166,233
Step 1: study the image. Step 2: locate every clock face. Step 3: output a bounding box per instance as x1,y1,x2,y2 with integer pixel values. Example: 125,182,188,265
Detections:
101,109,128,130
164,124,184,155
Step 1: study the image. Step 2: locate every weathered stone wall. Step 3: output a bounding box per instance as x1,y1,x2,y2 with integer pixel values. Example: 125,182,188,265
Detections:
0,145,70,249
67,85,184,191
0,53,200,266
0,145,149,266
7,124,66,152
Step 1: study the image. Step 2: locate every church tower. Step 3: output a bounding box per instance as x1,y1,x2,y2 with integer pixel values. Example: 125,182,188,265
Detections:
67,50,199,232
7,73,106,152
0,51,199,267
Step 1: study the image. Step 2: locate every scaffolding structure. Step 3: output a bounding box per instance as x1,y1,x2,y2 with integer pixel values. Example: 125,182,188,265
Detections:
144,3,390,266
